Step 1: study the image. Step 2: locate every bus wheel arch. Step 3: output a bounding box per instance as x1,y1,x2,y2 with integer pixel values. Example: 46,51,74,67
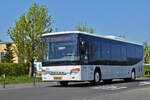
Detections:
124,68,136,82
89,67,101,85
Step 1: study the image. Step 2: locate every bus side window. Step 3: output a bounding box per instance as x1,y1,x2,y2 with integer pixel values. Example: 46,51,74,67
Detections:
80,40,89,64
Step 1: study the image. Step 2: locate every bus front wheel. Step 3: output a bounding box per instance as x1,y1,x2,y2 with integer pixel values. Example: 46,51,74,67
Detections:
90,69,101,85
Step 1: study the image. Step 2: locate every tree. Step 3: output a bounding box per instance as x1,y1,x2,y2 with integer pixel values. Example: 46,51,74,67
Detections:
75,23,94,33
4,43,14,63
8,3,53,77
143,42,150,64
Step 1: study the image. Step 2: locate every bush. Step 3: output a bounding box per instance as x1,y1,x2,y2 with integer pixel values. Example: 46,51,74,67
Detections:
0,63,29,76
145,65,150,75
145,65,150,70
145,69,150,75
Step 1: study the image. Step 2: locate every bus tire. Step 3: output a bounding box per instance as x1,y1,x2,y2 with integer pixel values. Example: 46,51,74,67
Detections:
59,81,68,86
90,69,101,85
131,69,136,81
124,69,136,82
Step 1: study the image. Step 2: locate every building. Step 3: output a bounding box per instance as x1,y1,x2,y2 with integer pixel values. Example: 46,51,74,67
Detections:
0,42,23,63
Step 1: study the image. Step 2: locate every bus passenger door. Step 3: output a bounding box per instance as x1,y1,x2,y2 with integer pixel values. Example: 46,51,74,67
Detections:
80,39,91,80
80,40,89,65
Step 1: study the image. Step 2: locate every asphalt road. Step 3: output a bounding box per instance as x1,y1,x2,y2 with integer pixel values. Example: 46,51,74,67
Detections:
0,79,150,100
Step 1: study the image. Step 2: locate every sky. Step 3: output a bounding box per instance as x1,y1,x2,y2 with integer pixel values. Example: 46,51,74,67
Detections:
0,0,150,44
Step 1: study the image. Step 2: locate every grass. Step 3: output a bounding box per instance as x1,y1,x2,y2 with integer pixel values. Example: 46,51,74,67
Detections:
0,75,42,85
140,75,150,79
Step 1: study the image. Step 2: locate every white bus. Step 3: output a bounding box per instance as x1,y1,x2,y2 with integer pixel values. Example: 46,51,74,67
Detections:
41,31,144,86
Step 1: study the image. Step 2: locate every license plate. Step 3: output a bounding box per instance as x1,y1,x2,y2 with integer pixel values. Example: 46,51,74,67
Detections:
54,77,62,80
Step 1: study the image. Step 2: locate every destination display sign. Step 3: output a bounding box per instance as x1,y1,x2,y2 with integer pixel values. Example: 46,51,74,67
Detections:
45,37,71,42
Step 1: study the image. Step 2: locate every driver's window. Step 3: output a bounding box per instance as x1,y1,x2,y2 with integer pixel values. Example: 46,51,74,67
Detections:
80,39,89,64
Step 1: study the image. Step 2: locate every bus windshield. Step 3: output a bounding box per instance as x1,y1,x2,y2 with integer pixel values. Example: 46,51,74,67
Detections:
43,42,78,61
42,35,79,66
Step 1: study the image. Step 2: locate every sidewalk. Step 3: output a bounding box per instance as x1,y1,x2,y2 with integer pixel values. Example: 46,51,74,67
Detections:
0,82,57,90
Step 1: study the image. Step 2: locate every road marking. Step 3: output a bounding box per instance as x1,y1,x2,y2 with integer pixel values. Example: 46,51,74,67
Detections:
91,85,127,90
139,82,150,85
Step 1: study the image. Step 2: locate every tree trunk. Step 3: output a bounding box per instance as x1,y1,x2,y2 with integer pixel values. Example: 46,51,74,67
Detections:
28,60,34,77
29,62,32,77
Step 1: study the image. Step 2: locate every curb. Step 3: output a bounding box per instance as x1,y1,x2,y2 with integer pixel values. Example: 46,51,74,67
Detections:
0,82,57,90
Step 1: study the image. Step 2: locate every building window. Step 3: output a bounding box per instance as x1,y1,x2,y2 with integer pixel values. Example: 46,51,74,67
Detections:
1,52,4,62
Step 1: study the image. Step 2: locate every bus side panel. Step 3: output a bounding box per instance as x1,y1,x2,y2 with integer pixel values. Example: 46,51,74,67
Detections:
101,61,144,79
80,65,129,80
81,65,95,81
80,65,130,81
80,61,144,81
135,60,145,77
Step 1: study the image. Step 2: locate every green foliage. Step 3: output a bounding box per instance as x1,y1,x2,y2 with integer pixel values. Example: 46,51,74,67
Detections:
4,43,14,63
139,65,150,78
0,63,29,76
140,75,150,78
145,65,150,70
8,3,53,62
76,23,94,33
7,3,53,76
145,65,150,75
143,42,150,63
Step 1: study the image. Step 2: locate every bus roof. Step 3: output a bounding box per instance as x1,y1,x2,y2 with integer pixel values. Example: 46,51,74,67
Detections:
42,31,142,46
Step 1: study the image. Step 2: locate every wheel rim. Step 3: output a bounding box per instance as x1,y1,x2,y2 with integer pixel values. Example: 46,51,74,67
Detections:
95,72,100,83
131,71,135,80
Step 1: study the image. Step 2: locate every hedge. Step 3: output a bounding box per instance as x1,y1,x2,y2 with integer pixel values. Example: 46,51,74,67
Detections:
0,63,29,76
145,65,150,75
145,65,150,70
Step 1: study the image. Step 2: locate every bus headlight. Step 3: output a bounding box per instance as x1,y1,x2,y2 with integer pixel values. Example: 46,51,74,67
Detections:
71,68,80,74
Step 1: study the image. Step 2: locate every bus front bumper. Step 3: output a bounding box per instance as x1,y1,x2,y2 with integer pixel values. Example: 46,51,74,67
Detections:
42,73,81,82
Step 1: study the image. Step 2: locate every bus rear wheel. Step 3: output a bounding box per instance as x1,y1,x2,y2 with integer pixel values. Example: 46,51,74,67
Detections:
124,70,136,82
131,70,136,81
